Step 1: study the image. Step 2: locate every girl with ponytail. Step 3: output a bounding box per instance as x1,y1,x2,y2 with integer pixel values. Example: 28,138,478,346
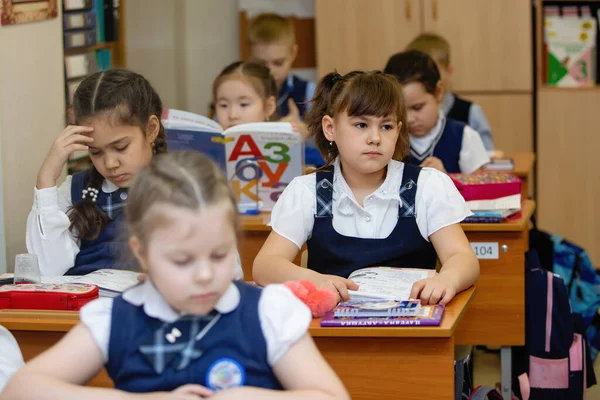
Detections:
26,68,168,276
254,70,480,307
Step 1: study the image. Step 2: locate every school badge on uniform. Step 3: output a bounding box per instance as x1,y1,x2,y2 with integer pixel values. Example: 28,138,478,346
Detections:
206,358,246,391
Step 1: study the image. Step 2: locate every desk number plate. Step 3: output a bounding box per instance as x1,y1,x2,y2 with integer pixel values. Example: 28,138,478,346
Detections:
470,242,499,259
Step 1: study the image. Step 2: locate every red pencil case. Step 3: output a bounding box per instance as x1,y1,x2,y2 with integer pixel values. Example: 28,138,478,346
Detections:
449,172,522,201
0,283,99,311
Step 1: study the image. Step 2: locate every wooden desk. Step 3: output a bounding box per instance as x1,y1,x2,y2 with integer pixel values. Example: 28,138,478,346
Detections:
0,310,113,388
0,287,474,400
456,200,534,347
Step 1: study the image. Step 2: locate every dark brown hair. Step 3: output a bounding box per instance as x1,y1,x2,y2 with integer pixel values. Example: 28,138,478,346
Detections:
304,70,409,165
384,50,441,94
212,61,277,107
126,152,239,247
69,68,168,241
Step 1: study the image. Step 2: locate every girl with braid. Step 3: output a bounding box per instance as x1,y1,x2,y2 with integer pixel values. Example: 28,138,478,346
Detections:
26,69,169,276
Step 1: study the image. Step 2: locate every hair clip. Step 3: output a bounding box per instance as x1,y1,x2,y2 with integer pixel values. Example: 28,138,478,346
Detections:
82,187,99,203
331,73,343,84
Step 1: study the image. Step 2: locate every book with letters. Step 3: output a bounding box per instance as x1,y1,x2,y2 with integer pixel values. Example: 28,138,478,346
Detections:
162,109,304,212
320,267,445,327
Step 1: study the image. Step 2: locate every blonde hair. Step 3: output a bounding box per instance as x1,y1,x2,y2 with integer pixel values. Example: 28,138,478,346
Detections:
126,152,239,246
406,33,451,68
247,13,296,46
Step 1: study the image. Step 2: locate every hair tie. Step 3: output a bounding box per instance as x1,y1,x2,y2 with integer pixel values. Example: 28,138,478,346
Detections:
82,187,99,203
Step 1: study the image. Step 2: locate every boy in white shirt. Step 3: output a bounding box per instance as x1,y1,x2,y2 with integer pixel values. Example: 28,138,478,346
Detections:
384,50,490,174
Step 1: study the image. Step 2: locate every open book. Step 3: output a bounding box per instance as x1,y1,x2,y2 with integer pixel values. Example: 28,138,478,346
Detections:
39,269,140,298
320,267,444,327
162,109,304,211
347,266,436,301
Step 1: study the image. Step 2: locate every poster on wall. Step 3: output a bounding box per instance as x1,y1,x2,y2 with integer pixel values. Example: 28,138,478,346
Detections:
1,0,58,26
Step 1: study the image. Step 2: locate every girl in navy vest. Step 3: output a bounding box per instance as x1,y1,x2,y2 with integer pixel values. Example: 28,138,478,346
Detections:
384,50,490,174
5,152,349,399
25,69,170,276
253,71,479,305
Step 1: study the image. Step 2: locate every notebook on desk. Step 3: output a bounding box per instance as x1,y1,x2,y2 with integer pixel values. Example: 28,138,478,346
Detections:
2,269,140,298
319,267,445,327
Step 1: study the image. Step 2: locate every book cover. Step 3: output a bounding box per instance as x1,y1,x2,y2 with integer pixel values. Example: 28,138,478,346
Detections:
334,299,421,318
320,304,445,327
545,13,596,87
163,109,304,212
224,122,303,211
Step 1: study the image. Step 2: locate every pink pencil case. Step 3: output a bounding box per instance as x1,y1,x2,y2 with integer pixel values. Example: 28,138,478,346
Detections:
449,172,522,201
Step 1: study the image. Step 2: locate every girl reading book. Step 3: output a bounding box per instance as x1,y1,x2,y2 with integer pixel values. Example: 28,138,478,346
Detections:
213,61,277,130
253,70,480,305
4,152,349,400
26,69,168,276
213,61,322,167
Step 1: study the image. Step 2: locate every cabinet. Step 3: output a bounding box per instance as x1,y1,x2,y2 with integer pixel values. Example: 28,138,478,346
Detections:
422,0,532,91
315,0,532,92
315,0,420,75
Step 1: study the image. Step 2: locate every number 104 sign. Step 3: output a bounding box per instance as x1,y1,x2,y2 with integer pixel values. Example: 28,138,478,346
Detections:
470,242,499,260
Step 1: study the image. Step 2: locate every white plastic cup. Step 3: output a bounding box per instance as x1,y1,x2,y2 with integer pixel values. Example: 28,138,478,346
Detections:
14,254,41,284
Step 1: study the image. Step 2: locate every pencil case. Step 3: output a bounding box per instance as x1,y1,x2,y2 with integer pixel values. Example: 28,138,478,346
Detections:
0,283,99,311
449,172,522,201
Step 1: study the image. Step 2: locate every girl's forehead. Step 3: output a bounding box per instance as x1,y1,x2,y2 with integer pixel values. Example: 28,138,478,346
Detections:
216,76,262,99
337,110,399,122
86,119,143,143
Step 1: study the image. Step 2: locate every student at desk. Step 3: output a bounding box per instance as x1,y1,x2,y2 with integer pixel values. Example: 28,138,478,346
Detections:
25,69,168,277
405,33,495,151
384,50,490,174
4,153,349,399
213,61,277,130
246,13,323,167
253,70,479,305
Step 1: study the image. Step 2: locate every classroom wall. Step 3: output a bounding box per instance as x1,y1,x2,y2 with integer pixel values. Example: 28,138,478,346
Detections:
124,0,178,108
0,17,66,272
125,0,239,115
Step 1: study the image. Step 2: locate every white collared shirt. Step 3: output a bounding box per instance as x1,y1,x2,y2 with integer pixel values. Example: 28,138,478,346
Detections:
269,158,472,249
80,280,311,366
0,325,24,392
25,176,244,278
410,110,490,174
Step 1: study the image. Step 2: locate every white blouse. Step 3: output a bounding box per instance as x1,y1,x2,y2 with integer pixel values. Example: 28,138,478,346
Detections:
410,111,490,174
269,158,472,249
25,176,244,279
80,280,311,367
0,325,24,392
